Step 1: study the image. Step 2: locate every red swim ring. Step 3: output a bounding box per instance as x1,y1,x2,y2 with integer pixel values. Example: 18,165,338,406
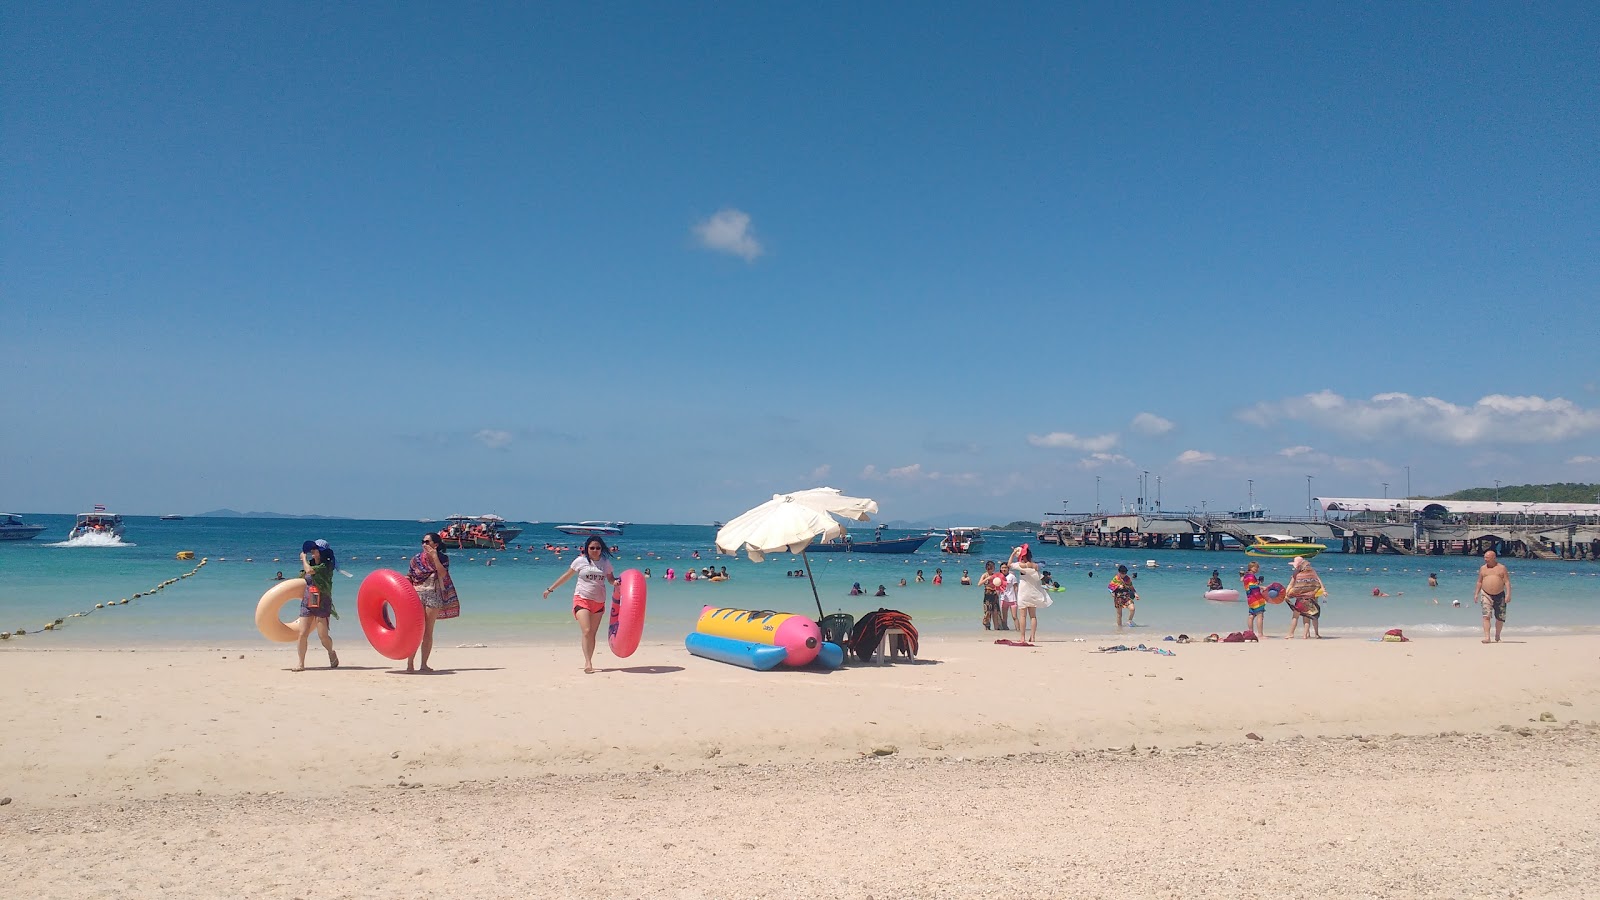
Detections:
358,569,425,660
608,568,648,658
1265,582,1285,604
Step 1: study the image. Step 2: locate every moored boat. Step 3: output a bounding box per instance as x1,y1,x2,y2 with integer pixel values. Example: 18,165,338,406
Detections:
806,529,933,554
0,513,47,541
938,527,985,554
1244,537,1325,559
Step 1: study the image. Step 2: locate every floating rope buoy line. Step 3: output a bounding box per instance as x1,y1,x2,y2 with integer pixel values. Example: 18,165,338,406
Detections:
1,558,208,640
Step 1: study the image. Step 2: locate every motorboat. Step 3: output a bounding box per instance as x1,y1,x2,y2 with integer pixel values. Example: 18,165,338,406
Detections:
1243,537,1325,559
69,509,125,540
938,527,985,554
554,521,627,536
436,514,523,549
159,514,185,521
0,513,47,541
807,528,933,554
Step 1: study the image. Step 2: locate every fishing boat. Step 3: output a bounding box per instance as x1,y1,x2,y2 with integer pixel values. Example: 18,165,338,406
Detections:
436,514,523,549
806,529,933,554
1244,536,1325,559
69,509,125,540
554,521,626,536
0,513,47,541
938,527,985,554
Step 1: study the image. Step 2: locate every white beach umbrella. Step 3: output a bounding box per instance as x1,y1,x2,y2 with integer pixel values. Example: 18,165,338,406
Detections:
715,488,880,619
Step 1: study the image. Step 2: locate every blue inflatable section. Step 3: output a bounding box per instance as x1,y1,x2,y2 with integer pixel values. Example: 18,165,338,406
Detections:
814,641,845,670
685,632,787,670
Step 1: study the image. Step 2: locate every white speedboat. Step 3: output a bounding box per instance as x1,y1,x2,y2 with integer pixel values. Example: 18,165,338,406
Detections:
938,526,985,554
554,520,626,536
0,513,47,541
69,510,125,540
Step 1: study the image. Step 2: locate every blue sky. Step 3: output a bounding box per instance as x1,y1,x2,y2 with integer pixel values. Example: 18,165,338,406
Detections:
4,2,1598,523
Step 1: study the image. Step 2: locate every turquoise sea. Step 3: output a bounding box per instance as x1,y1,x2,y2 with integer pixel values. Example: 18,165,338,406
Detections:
3,515,1598,648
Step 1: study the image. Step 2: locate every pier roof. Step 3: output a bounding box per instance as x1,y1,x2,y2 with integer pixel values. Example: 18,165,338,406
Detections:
1318,497,1600,517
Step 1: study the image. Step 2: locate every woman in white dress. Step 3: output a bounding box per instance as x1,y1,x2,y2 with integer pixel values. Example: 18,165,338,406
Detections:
1009,544,1051,644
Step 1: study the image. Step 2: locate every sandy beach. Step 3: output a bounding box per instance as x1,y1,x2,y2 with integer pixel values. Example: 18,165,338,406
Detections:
4,635,1600,898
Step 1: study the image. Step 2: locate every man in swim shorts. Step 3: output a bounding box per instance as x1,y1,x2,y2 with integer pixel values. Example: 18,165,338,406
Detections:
1472,550,1511,643
979,560,1000,630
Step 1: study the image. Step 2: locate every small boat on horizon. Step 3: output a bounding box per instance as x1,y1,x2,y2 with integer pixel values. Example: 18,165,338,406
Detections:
159,514,185,521
554,521,627,536
0,513,47,541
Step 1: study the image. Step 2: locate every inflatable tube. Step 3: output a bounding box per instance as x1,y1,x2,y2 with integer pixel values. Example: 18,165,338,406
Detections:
694,606,820,667
1265,582,1285,604
1204,589,1240,602
607,568,647,658
685,632,787,670
255,579,306,643
357,569,425,660
814,641,845,670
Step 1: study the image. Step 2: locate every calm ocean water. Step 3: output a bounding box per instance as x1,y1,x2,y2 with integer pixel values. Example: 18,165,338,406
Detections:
2,515,1598,648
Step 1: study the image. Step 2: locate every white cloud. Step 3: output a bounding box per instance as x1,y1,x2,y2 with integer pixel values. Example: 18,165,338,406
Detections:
809,464,832,481
860,462,979,486
1275,445,1391,475
1175,449,1216,465
474,429,513,450
1028,431,1120,452
692,208,763,261
1077,453,1134,470
1569,455,1600,464
1240,390,1600,445
1130,413,1175,436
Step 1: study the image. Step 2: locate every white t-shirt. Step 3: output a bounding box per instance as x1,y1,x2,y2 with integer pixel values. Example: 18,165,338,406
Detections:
1001,571,1019,605
569,554,614,602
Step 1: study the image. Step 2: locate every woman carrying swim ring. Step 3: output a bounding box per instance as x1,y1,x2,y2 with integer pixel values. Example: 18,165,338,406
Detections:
292,540,338,672
543,536,618,673
406,533,457,673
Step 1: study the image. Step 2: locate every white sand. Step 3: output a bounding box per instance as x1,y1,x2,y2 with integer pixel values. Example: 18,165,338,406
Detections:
3,634,1599,897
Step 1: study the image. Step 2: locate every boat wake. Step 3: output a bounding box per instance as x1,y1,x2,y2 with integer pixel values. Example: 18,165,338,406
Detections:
50,533,136,548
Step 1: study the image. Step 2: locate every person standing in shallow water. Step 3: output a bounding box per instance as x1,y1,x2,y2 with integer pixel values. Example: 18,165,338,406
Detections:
1473,551,1511,644
542,536,619,674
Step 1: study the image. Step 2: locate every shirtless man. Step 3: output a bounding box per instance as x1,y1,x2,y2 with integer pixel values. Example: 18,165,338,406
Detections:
1472,551,1511,643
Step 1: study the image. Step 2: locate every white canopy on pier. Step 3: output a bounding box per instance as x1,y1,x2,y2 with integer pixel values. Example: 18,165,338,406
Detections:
1318,497,1600,517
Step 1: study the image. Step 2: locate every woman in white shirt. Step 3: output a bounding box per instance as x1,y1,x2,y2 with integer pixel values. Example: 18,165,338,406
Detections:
1009,544,1051,644
542,536,619,673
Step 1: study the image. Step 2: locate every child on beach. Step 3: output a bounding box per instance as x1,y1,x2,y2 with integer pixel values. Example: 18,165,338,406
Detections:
1110,565,1137,627
1241,561,1265,636
292,540,338,672
999,562,1018,629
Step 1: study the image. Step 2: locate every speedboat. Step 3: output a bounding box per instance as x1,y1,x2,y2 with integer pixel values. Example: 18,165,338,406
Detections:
938,527,985,553
159,514,185,521
554,521,626,536
69,510,125,540
436,514,523,549
0,513,47,541
1244,537,1325,559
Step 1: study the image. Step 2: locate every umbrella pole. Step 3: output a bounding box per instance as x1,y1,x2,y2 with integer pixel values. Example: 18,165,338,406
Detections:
801,552,825,621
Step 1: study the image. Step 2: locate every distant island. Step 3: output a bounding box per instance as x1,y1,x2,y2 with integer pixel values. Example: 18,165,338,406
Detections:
1432,483,1599,504
194,509,351,519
